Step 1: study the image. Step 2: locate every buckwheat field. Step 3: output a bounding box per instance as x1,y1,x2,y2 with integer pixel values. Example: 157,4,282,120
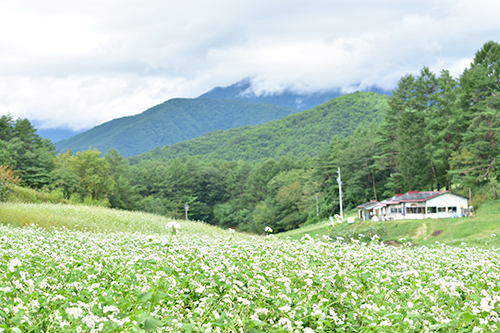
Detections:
1,204,500,332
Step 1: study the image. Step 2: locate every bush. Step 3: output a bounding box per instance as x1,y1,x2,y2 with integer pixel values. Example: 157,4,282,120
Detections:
0,165,21,202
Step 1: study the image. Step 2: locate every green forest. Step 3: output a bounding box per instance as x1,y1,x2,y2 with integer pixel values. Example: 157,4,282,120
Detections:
56,98,299,157
2,41,499,234
129,91,388,163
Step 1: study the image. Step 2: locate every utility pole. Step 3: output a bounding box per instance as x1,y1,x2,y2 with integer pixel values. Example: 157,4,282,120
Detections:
337,167,343,220
316,196,319,216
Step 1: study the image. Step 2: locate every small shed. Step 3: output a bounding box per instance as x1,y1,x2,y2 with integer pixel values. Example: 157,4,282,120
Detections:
356,200,378,221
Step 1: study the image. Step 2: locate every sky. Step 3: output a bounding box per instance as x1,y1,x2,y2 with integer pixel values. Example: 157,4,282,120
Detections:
0,0,499,133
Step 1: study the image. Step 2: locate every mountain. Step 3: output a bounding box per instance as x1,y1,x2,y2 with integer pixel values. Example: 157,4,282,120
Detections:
129,91,389,164
199,78,392,110
55,98,299,157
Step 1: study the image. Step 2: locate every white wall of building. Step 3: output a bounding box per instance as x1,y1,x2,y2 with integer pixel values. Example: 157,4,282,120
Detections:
375,193,468,221
427,193,468,218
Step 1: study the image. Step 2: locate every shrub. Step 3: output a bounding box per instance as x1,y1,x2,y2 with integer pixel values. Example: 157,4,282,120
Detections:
0,165,21,202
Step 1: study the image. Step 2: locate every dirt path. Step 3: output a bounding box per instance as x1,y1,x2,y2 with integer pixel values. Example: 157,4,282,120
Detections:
415,223,428,240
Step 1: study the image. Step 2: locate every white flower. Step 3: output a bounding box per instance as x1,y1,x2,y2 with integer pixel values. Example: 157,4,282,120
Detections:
303,328,315,333
265,226,273,233
301,234,313,242
278,318,293,332
279,305,291,313
8,258,22,272
103,305,119,313
237,297,251,305
229,228,235,234
66,307,84,319
166,221,181,229
379,320,392,326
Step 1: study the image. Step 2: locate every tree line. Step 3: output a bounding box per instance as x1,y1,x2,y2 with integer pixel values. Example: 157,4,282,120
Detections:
1,41,499,234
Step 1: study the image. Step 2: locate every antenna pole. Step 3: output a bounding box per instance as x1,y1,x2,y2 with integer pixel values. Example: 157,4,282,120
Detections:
337,167,343,219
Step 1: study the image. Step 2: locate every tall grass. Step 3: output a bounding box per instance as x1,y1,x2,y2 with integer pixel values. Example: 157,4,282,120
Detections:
0,202,240,238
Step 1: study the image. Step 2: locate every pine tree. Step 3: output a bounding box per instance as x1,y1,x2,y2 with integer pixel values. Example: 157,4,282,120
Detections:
415,67,440,190
378,74,430,193
458,41,500,184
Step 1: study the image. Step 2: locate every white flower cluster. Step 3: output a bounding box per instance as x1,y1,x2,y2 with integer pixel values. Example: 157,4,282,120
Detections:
165,221,181,229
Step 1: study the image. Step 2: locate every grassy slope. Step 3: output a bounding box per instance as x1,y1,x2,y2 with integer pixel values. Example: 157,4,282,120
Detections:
0,201,250,240
1,183,240,237
278,200,500,247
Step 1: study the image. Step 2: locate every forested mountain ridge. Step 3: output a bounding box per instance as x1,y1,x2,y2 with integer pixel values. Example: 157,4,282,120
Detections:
199,78,392,110
129,91,389,164
55,98,299,157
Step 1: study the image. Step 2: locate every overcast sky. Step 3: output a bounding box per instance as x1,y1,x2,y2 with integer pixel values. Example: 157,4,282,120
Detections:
0,0,499,132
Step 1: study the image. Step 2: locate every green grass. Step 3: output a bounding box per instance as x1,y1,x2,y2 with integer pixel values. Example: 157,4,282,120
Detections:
0,202,243,239
278,200,500,247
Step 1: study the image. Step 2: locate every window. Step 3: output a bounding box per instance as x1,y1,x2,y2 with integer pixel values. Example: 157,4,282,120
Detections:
427,207,437,213
406,207,424,214
437,207,446,212
448,207,457,213
390,208,399,214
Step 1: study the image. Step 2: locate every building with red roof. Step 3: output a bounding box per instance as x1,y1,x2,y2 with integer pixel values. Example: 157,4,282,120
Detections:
357,191,469,221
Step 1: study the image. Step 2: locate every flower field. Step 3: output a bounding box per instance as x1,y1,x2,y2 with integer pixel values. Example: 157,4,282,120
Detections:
2,204,500,332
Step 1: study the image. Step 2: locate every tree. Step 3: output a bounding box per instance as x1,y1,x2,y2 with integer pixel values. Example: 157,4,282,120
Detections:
105,148,141,210
66,149,116,200
377,73,431,194
454,41,500,186
425,70,464,190
0,116,56,188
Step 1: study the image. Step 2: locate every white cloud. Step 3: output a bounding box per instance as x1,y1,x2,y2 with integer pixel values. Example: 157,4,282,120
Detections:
0,0,499,130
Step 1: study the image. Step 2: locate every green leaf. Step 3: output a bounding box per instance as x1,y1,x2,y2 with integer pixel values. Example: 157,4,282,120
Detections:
140,316,160,332
138,291,153,303
152,291,168,303
182,323,193,333
470,295,482,303
162,266,179,277
462,312,476,326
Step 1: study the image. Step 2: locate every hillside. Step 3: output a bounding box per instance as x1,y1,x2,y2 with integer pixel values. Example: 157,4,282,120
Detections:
55,98,299,157
129,91,389,163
